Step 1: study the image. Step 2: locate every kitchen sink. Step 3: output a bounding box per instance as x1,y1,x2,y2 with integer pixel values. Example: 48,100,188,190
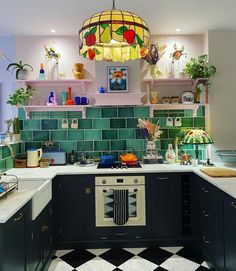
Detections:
18,180,52,220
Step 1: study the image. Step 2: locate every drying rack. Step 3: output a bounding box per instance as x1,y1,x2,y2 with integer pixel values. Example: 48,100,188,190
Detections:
0,173,18,199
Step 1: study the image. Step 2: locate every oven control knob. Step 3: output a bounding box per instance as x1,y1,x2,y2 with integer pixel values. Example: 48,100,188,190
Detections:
134,178,138,184
102,179,106,184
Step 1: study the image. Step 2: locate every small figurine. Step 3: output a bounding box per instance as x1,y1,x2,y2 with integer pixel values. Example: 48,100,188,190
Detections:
180,151,192,165
170,44,187,63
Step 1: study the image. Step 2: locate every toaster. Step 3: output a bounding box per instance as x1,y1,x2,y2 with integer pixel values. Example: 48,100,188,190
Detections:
42,151,67,165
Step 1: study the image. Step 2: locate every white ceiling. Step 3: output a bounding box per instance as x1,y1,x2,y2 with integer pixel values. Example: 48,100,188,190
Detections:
0,0,236,36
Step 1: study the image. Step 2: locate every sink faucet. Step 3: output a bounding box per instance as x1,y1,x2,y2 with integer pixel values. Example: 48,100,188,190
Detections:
80,152,87,164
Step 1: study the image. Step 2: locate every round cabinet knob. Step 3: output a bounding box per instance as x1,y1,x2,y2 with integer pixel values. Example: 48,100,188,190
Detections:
102,179,106,184
134,178,138,184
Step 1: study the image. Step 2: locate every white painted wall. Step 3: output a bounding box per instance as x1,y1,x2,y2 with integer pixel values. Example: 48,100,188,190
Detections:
208,31,236,159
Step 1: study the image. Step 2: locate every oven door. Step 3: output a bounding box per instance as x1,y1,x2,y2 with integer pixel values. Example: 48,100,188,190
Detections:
95,185,146,227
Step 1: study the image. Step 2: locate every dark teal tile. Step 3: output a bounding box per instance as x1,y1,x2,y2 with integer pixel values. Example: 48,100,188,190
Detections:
0,159,6,172
68,111,82,118
31,111,50,119
102,130,118,140
42,119,58,130
33,131,49,141
118,107,134,117
94,141,110,151
23,120,40,131
197,106,205,117
50,111,68,119
85,152,102,159
135,128,143,139
194,117,205,128
2,146,10,158
185,109,193,117
134,106,150,118
133,151,145,161
87,108,101,118
93,118,110,129
0,147,2,160
168,128,179,139
103,152,119,161
153,110,169,117
12,143,21,155
84,130,101,140
6,157,13,170
79,119,92,129
24,142,42,150
18,108,26,120
60,141,77,152
126,139,144,150
21,131,32,141
110,118,126,128
181,118,194,127
68,130,84,140
161,140,175,150
111,140,126,150
168,111,185,117
101,107,117,118
127,118,138,128
77,141,94,151
119,129,135,139
50,130,67,141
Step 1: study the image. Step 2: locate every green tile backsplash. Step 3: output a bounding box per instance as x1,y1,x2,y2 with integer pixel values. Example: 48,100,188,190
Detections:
0,106,206,172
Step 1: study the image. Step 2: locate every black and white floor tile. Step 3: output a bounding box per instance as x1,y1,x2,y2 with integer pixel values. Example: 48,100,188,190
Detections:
48,246,211,271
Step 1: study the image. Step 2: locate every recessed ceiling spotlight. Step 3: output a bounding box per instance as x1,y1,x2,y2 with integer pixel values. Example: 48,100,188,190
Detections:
176,28,181,32
51,29,56,33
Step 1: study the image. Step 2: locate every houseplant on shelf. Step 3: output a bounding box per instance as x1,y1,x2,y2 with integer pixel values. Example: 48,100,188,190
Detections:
7,85,35,141
6,60,33,80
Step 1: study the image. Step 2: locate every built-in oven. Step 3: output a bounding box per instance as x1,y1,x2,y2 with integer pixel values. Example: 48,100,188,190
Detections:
95,176,146,227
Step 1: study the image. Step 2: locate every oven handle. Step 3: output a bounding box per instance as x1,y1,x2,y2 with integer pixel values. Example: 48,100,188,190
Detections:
114,232,127,236
103,189,138,193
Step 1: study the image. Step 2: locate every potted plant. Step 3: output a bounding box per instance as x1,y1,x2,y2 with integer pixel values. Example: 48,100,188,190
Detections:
7,85,35,141
6,60,33,80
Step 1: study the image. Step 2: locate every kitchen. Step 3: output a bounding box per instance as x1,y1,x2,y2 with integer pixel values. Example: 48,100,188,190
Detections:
0,0,236,271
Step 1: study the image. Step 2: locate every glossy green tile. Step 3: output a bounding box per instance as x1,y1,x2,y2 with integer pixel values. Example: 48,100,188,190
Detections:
50,130,67,141
181,118,194,127
94,141,110,151
103,152,118,161
18,108,26,120
119,129,135,139
127,118,138,128
161,139,175,150
84,130,101,140
118,107,134,117
0,147,2,160
42,119,58,130
31,112,50,119
111,140,126,150
168,111,185,117
102,130,118,140
24,142,42,150
126,139,144,150
68,111,82,118
134,106,150,118
60,141,77,152
110,118,126,128
87,108,101,118
2,146,10,159
159,117,167,127
133,150,145,161
23,120,41,131
33,131,49,141
21,131,33,141
6,157,13,170
11,143,21,155
153,110,168,117
185,109,193,117
101,107,117,118
194,117,205,128
77,141,94,151
68,130,84,140
79,119,92,129
135,129,144,139
160,128,168,139
197,106,205,117
93,118,110,129
85,152,101,159
0,159,6,172
50,111,68,119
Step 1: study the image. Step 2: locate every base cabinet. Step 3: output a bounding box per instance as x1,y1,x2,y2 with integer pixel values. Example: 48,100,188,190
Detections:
0,204,29,271
29,202,52,271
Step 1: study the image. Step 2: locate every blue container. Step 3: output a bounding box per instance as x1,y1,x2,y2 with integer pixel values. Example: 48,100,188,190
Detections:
100,155,115,165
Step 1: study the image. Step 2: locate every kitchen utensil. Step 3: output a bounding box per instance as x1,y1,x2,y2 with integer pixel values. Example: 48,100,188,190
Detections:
74,96,81,105
61,119,69,129
216,150,236,163
27,148,42,167
100,155,115,165
120,153,138,164
66,87,74,105
81,96,89,105
42,150,66,165
71,118,78,129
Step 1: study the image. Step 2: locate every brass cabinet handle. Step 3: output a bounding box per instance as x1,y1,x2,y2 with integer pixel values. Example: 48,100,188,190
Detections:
231,202,236,209
202,236,210,244
202,187,209,193
157,177,169,180
85,187,91,194
41,225,48,232
14,212,24,221
202,210,209,217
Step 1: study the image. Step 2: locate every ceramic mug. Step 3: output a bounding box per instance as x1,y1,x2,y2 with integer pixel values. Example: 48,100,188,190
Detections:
74,96,81,105
81,97,89,105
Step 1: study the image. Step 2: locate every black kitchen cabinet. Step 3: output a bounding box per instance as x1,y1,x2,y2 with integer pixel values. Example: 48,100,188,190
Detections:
224,193,236,271
0,203,29,271
148,173,182,240
53,175,95,247
29,201,53,271
192,175,224,270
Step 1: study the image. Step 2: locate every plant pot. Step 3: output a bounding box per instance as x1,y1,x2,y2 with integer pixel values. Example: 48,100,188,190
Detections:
13,117,20,134
17,69,29,80
13,133,21,142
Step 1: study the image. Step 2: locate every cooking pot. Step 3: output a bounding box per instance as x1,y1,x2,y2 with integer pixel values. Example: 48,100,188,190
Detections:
100,155,115,165
120,152,138,164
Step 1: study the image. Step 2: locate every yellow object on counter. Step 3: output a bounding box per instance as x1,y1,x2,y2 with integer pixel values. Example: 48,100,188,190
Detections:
200,167,236,177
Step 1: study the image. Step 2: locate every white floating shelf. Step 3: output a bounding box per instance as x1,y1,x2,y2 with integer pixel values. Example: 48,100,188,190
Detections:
15,79,92,87
21,105,92,119
143,78,193,86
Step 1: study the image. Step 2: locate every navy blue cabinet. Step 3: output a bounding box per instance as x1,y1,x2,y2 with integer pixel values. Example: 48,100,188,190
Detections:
0,203,29,271
53,175,95,247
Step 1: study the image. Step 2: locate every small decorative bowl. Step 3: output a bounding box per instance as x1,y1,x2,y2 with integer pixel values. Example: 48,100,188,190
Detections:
216,150,236,163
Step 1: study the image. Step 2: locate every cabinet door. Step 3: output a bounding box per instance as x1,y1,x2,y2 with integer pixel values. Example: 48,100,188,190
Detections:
150,173,182,239
224,195,236,271
0,204,29,271
53,175,95,243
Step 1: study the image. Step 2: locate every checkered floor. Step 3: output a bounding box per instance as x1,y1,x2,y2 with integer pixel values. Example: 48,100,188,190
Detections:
48,246,211,271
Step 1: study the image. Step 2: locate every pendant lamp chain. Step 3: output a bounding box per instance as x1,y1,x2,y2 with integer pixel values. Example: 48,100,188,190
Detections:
112,0,116,9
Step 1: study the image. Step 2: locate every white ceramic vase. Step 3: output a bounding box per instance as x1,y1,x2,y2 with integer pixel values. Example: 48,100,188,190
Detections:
165,144,176,163
45,58,59,80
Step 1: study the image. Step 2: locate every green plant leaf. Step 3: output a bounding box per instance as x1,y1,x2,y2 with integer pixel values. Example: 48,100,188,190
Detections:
22,64,33,71
6,63,22,71
116,26,128,35
90,26,97,34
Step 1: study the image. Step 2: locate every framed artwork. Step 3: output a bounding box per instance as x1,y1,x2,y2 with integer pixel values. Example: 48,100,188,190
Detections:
107,66,128,92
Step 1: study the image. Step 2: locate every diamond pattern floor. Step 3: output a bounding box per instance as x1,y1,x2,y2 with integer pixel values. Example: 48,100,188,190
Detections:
48,246,211,271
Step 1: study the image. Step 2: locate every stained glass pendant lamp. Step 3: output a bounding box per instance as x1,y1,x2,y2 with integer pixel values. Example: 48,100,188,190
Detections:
79,0,150,62
182,129,214,164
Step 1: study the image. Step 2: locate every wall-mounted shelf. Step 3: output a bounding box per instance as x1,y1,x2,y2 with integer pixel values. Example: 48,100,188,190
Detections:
20,105,92,119
143,78,193,86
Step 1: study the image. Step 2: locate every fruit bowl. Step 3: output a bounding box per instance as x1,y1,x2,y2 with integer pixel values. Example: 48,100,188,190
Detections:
216,150,236,163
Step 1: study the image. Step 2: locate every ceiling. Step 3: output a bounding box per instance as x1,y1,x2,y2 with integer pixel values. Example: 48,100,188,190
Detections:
0,0,236,36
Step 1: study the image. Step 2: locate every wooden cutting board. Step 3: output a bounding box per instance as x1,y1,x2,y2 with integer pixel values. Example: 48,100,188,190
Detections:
200,167,236,177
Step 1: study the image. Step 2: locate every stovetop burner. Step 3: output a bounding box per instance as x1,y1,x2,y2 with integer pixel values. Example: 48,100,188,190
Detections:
97,162,142,169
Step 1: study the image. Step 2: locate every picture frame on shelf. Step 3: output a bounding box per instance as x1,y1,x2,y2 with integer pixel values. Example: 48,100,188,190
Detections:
107,66,128,92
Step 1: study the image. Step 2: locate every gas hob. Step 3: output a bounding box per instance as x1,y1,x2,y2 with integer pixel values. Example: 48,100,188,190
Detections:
97,162,142,169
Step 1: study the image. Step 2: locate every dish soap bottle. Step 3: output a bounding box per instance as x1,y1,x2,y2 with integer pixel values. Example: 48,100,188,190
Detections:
39,63,46,80
165,144,176,164
68,150,76,164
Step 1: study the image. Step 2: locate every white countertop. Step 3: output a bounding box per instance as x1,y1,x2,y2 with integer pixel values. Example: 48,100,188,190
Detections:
1,162,236,223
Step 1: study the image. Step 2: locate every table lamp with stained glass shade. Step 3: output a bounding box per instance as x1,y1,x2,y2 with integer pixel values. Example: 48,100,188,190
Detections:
182,129,214,164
